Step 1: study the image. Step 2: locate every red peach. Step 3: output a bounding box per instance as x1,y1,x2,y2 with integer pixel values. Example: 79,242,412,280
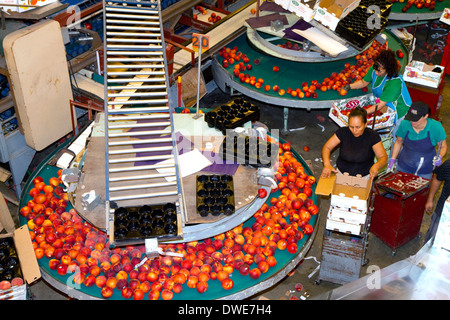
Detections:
122,287,133,299
148,289,160,300
249,268,261,280
161,289,174,300
95,275,107,288
101,286,113,299
196,281,208,294
84,275,96,287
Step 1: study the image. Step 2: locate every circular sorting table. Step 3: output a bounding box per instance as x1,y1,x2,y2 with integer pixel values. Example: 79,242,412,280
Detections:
19,128,320,300
212,29,409,133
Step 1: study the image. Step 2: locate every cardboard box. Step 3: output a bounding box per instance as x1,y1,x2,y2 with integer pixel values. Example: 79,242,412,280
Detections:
329,95,396,130
325,215,363,235
326,205,367,235
316,172,373,212
439,8,450,26
403,60,445,89
288,0,316,22
275,0,291,10
313,0,361,30
0,193,41,300
0,0,18,13
17,0,58,13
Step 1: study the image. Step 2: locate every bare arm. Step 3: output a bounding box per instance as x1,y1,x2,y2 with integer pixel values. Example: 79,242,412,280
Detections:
438,140,447,158
425,175,443,214
365,100,388,114
349,79,370,90
391,136,404,160
321,134,341,178
370,141,388,177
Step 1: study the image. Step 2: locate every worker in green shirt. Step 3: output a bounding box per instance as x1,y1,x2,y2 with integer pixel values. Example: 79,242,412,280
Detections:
344,49,412,138
388,101,447,179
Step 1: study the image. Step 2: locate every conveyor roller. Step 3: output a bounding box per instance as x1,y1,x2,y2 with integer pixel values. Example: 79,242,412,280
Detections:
103,0,185,242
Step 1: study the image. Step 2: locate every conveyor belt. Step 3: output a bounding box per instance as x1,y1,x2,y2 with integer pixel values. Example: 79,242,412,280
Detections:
103,0,185,240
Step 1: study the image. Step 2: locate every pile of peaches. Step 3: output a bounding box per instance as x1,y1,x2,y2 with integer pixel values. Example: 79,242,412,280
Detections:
219,39,389,98
392,0,443,12
20,144,317,300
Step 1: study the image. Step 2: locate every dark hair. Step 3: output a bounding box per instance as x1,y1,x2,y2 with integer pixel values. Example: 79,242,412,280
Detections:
373,49,399,78
349,107,367,124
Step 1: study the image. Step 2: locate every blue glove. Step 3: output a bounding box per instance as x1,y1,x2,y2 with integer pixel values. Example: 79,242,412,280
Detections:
387,158,396,171
433,155,442,167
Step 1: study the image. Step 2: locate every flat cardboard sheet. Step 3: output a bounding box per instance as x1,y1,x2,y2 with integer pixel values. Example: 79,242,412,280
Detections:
3,20,75,151
292,27,348,56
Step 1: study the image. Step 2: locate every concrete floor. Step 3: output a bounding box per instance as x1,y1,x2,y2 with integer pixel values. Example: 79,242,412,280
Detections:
6,22,449,300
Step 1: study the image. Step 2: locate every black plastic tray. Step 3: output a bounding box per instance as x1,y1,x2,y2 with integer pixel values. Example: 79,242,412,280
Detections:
205,98,260,135
113,203,178,242
220,133,278,168
196,174,235,217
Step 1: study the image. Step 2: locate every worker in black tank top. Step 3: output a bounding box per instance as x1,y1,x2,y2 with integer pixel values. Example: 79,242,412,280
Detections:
321,107,388,178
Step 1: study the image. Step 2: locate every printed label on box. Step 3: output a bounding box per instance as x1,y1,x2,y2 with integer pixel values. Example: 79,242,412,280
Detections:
329,95,395,130
289,0,315,22
403,61,445,89
0,0,18,13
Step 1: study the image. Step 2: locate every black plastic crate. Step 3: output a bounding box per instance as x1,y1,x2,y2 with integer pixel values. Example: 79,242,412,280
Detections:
335,6,388,49
205,98,260,135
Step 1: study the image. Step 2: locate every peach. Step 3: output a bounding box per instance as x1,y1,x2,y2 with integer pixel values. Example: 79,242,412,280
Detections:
122,287,133,299
186,275,198,289
60,255,72,265
66,260,77,273
95,275,107,288
100,261,111,272
151,281,162,292
160,289,173,300
133,288,145,300
34,247,44,259
84,275,96,287
101,286,113,299
145,271,157,283
56,263,68,276
104,250,119,264
49,177,60,187
76,254,88,265
129,279,140,290
140,281,152,293
221,278,234,290
44,246,55,259
217,270,229,282
173,283,183,294
78,264,89,275
114,270,127,281
196,281,208,294
113,279,126,291
249,268,261,280
0,280,11,290
11,277,24,287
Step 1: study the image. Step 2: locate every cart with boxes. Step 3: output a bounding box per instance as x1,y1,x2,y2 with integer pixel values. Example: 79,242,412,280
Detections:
315,173,374,285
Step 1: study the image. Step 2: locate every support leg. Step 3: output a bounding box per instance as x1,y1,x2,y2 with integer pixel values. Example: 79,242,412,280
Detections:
282,107,290,135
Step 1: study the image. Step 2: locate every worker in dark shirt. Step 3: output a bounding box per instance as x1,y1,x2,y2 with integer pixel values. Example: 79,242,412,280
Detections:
321,107,388,178
424,159,450,243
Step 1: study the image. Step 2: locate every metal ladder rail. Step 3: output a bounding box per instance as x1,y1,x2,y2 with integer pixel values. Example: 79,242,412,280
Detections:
103,0,185,232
